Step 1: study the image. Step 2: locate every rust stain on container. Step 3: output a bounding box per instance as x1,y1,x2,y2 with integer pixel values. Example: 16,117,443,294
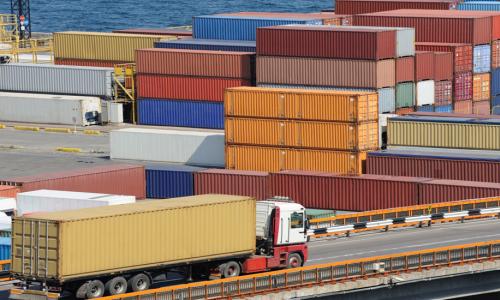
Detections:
416,42,472,73
472,73,490,102
415,51,435,81
434,52,453,81
396,56,415,83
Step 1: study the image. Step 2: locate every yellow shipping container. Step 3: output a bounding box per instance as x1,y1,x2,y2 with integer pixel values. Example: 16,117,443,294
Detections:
226,145,366,174
53,32,175,62
225,118,379,151
224,87,378,122
11,195,256,282
388,118,500,150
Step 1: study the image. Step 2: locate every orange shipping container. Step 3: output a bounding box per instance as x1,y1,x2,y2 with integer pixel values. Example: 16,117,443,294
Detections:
224,87,378,122
396,107,415,115
225,145,366,174
472,73,490,102
454,100,473,114
493,40,500,69
0,185,19,197
225,118,379,151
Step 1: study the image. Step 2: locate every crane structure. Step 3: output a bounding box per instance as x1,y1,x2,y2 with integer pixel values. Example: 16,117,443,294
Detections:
10,0,31,39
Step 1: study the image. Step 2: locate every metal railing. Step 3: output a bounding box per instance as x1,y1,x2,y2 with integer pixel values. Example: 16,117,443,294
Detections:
0,37,53,63
96,240,500,300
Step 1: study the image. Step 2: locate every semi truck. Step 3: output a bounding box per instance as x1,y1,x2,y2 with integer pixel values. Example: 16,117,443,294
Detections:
10,194,308,299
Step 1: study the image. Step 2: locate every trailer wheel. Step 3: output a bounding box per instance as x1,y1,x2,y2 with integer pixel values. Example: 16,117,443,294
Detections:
287,253,302,269
128,273,151,292
105,276,128,295
221,261,241,278
85,280,105,298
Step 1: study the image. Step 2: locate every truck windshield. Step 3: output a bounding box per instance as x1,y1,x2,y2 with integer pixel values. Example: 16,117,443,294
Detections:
290,212,304,229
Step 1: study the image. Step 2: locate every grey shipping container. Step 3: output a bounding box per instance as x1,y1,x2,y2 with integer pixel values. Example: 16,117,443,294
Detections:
0,63,114,98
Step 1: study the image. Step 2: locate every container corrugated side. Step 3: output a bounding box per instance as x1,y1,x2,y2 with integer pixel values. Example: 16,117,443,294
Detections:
458,2,500,12
225,145,366,174
54,32,168,62
415,51,435,81
11,195,255,281
154,39,257,52
54,58,118,68
0,186,19,198
110,128,225,167
145,164,206,198
435,104,453,112
473,44,491,73
396,82,415,108
420,179,500,204
194,169,270,200
454,99,473,114
473,100,491,115
0,64,113,98
493,40,500,69
257,56,395,89
138,99,223,129
416,80,435,106
492,68,500,96
113,28,192,37
343,26,415,57
224,87,379,122
379,87,396,113
434,52,454,81
225,118,379,151
0,238,10,261
336,0,456,15
472,73,490,101
396,56,415,83
434,80,453,106
455,71,473,101
416,42,473,73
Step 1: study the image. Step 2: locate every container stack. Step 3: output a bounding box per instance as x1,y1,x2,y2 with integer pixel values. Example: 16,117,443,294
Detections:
135,48,254,129
224,87,379,174
335,0,458,14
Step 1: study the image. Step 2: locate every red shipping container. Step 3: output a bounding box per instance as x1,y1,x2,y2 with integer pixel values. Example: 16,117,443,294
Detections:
256,26,397,60
406,112,500,119
473,100,491,115
454,72,473,101
448,11,500,41
136,49,255,80
419,179,500,204
434,52,453,81
336,0,457,15
112,28,192,37
367,150,500,183
0,164,146,199
454,99,473,114
434,80,453,106
0,185,19,198
353,10,492,45
194,169,270,200
54,58,119,67
415,51,435,81
396,56,415,83
137,74,251,101
493,40,500,69
416,43,472,74
396,106,415,115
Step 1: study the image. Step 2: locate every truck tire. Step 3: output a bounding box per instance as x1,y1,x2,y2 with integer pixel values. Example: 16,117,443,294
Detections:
85,280,105,298
287,253,303,269
75,282,90,299
105,276,128,295
221,261,241,278
128,273,151,292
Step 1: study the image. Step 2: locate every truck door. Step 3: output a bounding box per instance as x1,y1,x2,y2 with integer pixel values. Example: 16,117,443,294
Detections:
278,209,308,245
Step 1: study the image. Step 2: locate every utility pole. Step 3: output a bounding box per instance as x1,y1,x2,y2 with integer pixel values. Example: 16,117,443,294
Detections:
11,0,31,39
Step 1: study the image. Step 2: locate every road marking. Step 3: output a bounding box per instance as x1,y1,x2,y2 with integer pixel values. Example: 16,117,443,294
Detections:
56,147,82,153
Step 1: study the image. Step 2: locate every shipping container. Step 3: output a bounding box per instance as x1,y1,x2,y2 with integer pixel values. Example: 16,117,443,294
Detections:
435,104,453,112
451,10,500,40
137,74,250,101
494,95,500,107
0,238,10,261
492,68,500,96
222,12,352,26
434,80,453,106
379,87,396,113
420,179,500,204
415,51,435,81
454,99,474,113
269,171,428,211
434,52,454,81
224,87,378,122
257,56,395,89
0,186,19,198
194,169,270,200
16,190,136,216
336,0,457,15
138,99,223,129
54,32,168,62
112,28,193,37
472,73,490,101
396,82,415,108
396,56,415,83
473,44,491,73
0,63,113,98
388,115,500,150
155,38,257,52
136,49,255,80
417,105,434,112
366,148,500,183
225,145,367,174
379,113,399,147
396,106,415,115
11,195,256,282
0,165,146,199
416,42,473,73
458,2,500,11
110,128,225,167
54,58,118,68
455,71,473,101
193,15,322,41
256,25,397,60
416,80,435,106
493,40,500,69
225,118,379,151
0,92,101,126
145,164,206,198
353,10,492,45
473,100,491,115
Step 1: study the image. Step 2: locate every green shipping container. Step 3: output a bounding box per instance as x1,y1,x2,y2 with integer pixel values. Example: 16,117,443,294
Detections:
396,82,415,108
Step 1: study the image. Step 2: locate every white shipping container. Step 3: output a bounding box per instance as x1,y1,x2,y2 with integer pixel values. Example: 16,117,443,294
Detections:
416,80,435,106
16,190,136,216
110,128,225,166
0,92,101,126
379,113,398,148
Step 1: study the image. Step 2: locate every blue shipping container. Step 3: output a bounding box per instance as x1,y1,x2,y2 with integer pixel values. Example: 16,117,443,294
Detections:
473,44,491,73
193,15,322,41
493,95,500,107
416,105,434,112
459,2,500,10
434,104,453,113
0,237,10,261
138,99,224,129
155,38,256,52
493,106,500,115
492,68,500,96
146,164,207,199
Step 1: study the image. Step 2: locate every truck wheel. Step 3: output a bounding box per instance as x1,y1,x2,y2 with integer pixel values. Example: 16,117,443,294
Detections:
86,280,105,298
221,261,241,278
105,276,128,295
75,282,90,299
287,253,303,269
128,273,151,292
